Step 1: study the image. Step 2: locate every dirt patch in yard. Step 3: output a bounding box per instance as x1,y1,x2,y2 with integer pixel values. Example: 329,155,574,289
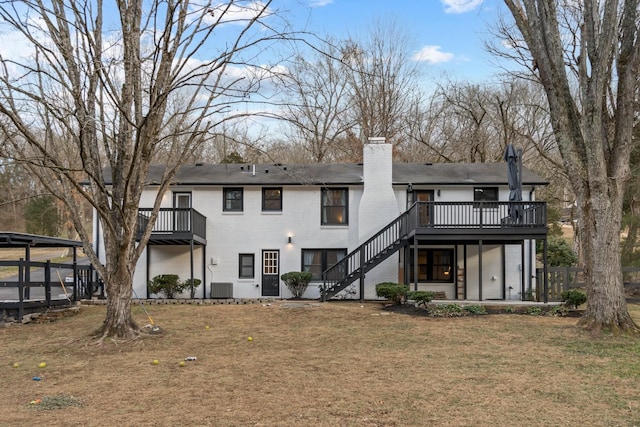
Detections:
2,301,640,426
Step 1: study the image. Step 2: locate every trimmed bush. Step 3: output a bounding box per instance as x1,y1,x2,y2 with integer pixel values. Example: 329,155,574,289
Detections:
148,274,200,299
375,282,408,304
561,289,587,309
281,271,312,299
407,291,435,307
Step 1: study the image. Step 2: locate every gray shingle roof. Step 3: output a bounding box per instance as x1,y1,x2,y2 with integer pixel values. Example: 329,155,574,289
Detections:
142,162,548,186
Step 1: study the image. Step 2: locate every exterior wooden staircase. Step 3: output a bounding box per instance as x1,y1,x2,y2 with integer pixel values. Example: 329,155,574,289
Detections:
320,208,413,301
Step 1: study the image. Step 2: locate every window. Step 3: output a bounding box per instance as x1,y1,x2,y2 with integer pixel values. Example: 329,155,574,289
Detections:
409,249,454,283
302,249,347,281
474,187,498,201
239,254,254,278
262,187,282,211
223,188,243,212
321,188,348,225
474,187,498,209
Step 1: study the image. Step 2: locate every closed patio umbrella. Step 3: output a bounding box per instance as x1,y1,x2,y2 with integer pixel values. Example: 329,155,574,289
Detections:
504,144,522,222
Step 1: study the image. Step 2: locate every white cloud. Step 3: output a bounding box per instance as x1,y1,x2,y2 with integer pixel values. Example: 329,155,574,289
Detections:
205,1,273,25
412,45,455,64
308,0,334,6
441,0,484,14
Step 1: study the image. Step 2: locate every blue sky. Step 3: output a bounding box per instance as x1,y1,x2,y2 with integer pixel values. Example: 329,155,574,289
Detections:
281,0,504,82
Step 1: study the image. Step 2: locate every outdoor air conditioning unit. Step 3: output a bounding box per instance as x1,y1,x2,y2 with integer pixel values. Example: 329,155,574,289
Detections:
210,282,233,299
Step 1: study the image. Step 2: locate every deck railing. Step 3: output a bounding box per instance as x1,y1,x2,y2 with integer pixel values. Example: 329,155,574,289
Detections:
411,201,546,229
136,208,207,240
0,259,104,321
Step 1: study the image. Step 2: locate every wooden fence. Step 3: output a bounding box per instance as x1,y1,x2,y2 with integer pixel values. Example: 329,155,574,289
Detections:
536,266,640,302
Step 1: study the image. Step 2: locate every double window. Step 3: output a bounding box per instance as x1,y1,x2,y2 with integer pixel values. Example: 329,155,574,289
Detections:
223,188,243,212
409,248,454,283
321,188,348,225
302,249,347,281
262,187,282,211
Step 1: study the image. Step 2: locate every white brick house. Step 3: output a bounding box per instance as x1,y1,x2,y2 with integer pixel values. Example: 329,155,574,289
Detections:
93,139,549,301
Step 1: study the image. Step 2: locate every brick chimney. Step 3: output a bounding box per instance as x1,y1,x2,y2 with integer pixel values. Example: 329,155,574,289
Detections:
358,137,399,242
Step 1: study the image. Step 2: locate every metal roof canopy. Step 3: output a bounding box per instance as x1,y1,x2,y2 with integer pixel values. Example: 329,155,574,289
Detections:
0,232,83,249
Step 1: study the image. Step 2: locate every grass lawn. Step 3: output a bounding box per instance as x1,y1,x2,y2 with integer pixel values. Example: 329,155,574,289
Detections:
2,301,640,426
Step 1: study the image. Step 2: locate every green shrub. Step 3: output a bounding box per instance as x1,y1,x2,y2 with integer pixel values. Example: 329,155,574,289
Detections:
375,282,408,304
549,305,569,317
526,306,543,316
429,303,465,317
281,271,313,299
407,291,435,307
561,289,587,309
148,274,200,299
463,305,487,315
503,306,515,314
546,237,579,267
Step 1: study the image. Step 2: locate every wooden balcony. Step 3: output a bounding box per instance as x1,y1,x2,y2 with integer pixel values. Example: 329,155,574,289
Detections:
136,208,207,245
407,201,547,241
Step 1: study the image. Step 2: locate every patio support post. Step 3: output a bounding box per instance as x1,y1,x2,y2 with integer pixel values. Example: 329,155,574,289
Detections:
403,245,410,287
189,240,195,299
24,245,31,299
145,247,150,299
478,240,483,301
521,241,526,301
202,245,207,299
359,248,365,302
73,248,79,300
501,245,506,300
543,238,549,303
413,235,418,291
18,259,24,321
45,260,51,307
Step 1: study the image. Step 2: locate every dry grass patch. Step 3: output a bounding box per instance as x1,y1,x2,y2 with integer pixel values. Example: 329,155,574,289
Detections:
2,302,640,426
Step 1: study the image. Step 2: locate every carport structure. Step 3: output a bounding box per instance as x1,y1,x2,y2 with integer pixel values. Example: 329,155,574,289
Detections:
0,232,90,321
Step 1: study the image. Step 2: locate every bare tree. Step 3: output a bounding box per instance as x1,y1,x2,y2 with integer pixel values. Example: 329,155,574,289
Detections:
280,41,354,162
0,0,297,340
501,0,640,333
340,20,424,154
409,79,560,166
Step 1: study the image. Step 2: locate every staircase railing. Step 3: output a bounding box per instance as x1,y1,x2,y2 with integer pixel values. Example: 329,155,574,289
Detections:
321,204,417,301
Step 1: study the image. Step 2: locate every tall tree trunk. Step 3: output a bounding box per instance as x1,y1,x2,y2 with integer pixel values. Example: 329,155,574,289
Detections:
578,188,636,332
503,0,640,334
96,249,139,339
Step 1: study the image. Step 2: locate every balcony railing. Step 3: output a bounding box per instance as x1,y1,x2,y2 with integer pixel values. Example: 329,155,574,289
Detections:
407,201,547,231
136,208,207,242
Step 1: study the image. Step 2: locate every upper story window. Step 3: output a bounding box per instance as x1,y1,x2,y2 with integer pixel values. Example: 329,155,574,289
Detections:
321,188,348,225
223,188,243,212
474,187,498,209
262,188,282,211
474,187,498,202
